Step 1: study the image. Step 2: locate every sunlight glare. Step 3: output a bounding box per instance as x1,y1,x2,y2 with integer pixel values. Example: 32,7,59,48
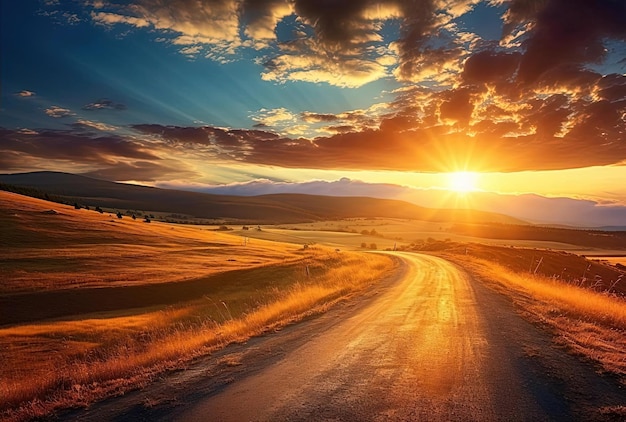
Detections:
448,172,479,193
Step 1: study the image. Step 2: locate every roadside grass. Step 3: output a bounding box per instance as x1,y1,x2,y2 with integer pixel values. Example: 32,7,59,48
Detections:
0,248,395,421
449,255,626,383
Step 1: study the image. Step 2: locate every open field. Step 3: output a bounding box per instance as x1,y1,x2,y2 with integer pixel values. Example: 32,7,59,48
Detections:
0,191,304,293
228,218,624,255
0,192,397,421
591,257,626,267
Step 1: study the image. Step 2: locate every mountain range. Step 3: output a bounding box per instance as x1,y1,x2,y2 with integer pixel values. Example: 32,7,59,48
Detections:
0,171,523,225
161,177,626,229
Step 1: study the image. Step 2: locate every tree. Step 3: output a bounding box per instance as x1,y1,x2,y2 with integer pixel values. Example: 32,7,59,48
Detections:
361,242,367,248
116,211,123,219
369,243,377,250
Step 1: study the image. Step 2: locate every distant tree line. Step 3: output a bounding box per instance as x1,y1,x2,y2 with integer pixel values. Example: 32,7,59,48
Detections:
0,183,64,204
451,223,626,250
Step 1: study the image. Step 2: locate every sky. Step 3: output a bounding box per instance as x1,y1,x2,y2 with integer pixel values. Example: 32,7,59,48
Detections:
1,0,625,225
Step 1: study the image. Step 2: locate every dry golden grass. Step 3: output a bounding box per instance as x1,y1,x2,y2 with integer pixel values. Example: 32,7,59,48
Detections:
0,191,302,293
0,192,396,419
0,246,394,421
447,255,626,383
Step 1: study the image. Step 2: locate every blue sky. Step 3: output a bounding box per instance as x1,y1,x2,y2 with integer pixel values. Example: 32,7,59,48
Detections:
1,0,398,131
1,0,626,225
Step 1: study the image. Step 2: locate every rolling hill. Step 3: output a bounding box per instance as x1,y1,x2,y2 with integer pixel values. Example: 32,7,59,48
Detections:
0,171,524,224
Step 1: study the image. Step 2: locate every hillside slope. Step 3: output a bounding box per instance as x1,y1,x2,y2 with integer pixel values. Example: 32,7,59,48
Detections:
0,171,524,224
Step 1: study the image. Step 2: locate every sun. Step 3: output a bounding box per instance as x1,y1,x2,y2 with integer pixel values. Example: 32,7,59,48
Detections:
447,171,479,193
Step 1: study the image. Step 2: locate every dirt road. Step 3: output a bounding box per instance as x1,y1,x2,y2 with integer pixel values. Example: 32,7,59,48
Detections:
65,253,625,421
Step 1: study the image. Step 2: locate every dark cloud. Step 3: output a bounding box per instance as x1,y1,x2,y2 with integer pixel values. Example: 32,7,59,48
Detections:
301,112,339,123
439,88,474,126
81,161,198,182
462,51,521,85
521,94,571,138
0,150,33,172
507,0,626,85
324,125,356,134
0,127,200,182
394,0,438,82
0,127,158,165
293,0,374,49
596,74,626,102
83,98,127,111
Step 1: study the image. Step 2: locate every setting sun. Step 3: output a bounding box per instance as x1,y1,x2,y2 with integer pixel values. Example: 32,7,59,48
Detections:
448,172,479,193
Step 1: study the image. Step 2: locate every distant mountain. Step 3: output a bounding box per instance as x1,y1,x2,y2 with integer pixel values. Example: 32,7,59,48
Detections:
0,171,524,225
179,177,626,228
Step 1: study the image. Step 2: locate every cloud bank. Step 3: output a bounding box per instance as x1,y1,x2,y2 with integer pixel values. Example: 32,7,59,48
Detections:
4,0,626,178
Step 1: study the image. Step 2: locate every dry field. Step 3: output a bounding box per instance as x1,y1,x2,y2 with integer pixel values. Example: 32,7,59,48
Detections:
241,218,608,253
592,256,626,267
0,192,397,421
0,191,305,293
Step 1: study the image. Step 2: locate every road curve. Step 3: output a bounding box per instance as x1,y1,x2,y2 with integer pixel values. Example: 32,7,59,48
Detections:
66,252,626,421
171,253,566,421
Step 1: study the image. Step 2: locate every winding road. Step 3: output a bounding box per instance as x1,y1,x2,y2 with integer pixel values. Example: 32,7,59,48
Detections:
66,253,626,421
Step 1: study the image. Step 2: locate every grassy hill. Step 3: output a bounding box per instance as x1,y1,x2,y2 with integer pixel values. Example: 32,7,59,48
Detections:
0,190,397,418
0,171,523,224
